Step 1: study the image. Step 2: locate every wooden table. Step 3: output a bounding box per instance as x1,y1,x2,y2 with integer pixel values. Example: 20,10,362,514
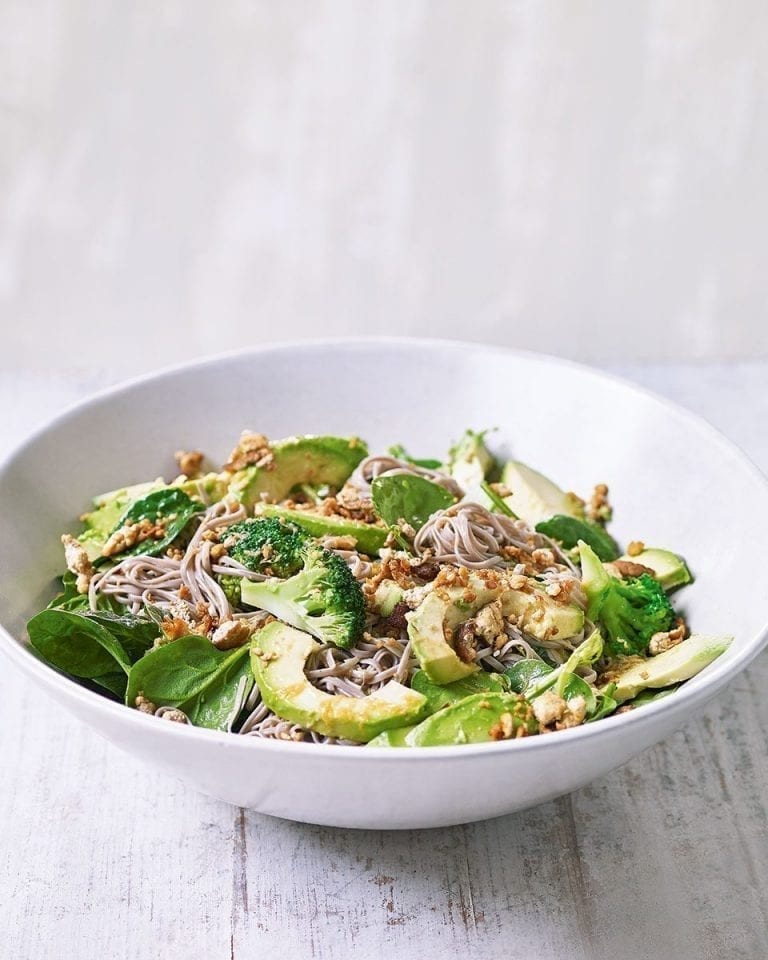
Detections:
1,362,766,960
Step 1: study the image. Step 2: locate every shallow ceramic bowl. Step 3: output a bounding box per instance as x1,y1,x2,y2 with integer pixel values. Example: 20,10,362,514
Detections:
1,340,766,829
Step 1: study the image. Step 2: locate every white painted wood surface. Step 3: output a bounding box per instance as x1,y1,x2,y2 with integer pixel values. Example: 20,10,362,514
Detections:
2,1,768,371
0,361,766,960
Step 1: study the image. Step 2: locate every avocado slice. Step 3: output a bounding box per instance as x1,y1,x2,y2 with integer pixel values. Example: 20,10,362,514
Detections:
446,429,496,493
258,503,387,556
408,574,585,684
608,633,732,704
407,590,491,684
500,461,584,526
228,436,367,508
372,579,404,617
366,725,417,747
250,621,427,742
78,479,164,561
176,471,229,505
405,692,536,746
501,585,585,641
615,547,693,591
411,669,508,714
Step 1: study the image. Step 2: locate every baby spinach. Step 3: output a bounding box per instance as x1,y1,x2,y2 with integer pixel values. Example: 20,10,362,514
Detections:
504,659,553,693
535,515,619,562
125,635,253,731
105,487,203,560
47,571,90,612
27,608,157,685
371,474,455,533
387,444,443,470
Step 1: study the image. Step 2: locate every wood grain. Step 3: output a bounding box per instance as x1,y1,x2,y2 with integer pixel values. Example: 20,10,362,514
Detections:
0,364,766,959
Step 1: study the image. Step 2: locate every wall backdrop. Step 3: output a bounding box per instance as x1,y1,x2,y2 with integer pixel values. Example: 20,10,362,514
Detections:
2,1,767,375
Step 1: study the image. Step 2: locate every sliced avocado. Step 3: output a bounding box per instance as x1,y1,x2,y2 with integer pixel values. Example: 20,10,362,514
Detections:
258,503,387,556
608,633,733,704
366,725,417,747
176,471,229,504
411,669,508,714
535,514,619,562
405,692,536,746
250,621,426,742
79,479,164,561
500,461,584,526
408,573,584,684
228,436,367,508
406,586,495,684
446,429,496,493
616,547,693,591
501,585,585,641
372,579,404,617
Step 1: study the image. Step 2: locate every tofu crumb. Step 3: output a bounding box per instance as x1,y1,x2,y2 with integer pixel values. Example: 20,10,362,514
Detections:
60,534,94,593
174,449,205,479
532,690,567,727
211,619,252,650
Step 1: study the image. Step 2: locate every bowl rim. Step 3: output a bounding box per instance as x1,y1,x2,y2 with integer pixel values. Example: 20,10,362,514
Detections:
1,336,766,760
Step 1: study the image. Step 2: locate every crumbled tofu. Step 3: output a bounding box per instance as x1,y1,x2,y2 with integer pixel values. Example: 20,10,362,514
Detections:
320,535,358,552
473,598,505,644
158,708,188,724
174,449,205,479
102,517,167,558
649,620,686,655
587,483,612,524
134,693,156,715
211,619,252,650
224,431,273,472
532,690,567,727
559,695,587,728
489,712,516,741
61,534,94,593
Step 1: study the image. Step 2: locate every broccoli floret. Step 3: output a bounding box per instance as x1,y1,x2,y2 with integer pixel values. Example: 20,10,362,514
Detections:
218,574,242,608
238,522,365,649
225,517,307,577
579,541,676,657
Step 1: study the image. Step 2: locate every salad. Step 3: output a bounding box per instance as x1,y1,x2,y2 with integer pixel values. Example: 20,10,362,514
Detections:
27,429,731,746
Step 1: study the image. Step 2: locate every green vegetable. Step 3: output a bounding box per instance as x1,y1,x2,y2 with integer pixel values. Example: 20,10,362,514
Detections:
404,692,537,746
388,444,442,470
238,520,365,649
587,683,618,722
504,659,553,693
78,479,164,560
536,514,619,562
227,435,367,507
410,669,508,714
258,504,388,556
47,571,90,612
614,547,693,591
106,487,203,560
226,517,307,577
251,621,426,742
125,635,253,731
480,481,517,518
27,608,158,697
500,460,584,526
580,540,676,657
371,474,456,532
446,429,496,491
524,629,604,700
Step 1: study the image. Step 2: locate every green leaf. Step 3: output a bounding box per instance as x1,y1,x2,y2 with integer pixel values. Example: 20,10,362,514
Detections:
28,609,134,678
481,481,518,518
125,635,253,731
371,475,456,532
535,515,619,561
588,682,618,722
504,659,553,693
47,571,90,612
105,487,203,560
387,444,442,470
411,669,508,715
90,670,129,699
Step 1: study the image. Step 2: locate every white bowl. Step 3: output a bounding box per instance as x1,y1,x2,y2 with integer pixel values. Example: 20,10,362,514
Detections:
1,340,766,829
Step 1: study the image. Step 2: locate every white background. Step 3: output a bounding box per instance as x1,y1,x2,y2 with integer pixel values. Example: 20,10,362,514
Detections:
2,0,767,375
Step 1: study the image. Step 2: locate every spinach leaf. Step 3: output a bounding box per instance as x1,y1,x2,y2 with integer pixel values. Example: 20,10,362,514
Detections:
557,672,597,714
411,669,508,715
371,475,455,532
27,608,158,682
90,671,129,699
588,682,618,722
504,659,553,693
535,515,619,562
47,571,89,612
387,444,443,470
105,487,202,560
125,635,253,731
